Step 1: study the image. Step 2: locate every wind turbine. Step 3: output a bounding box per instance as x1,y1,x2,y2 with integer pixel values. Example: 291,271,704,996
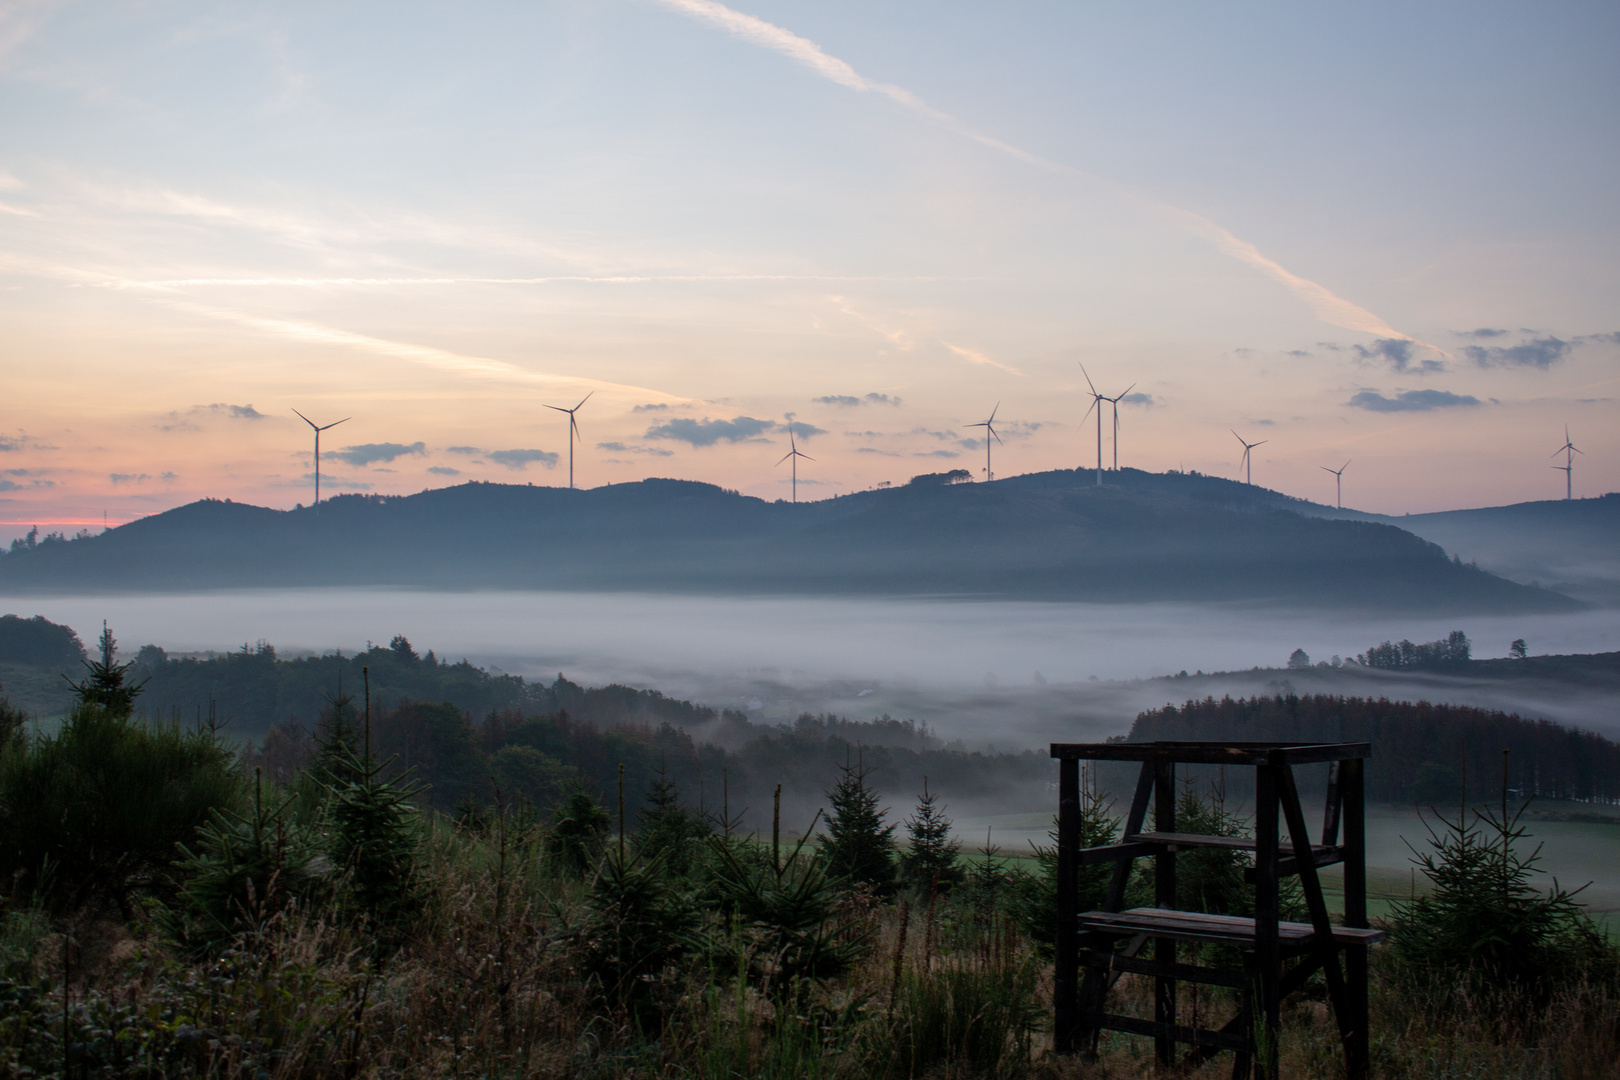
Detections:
544,391,593,489
1551,426,1582,500
776,426,814,503
968,404,1003,482
292,408,349,513
1101,382,1136,472
1079,365,1106,485
1231,430,1267,486
1320,460,1350,509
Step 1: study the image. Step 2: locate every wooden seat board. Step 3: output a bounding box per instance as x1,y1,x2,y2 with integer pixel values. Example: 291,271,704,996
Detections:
1079,907,1386,947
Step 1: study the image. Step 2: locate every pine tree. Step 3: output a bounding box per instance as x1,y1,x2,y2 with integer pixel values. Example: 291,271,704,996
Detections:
820,751,897,892
62,622,145,717
900,776,961,887
636,765,711,877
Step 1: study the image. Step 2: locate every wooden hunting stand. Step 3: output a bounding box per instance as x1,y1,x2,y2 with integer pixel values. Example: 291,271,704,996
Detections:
1050,741,1384,1080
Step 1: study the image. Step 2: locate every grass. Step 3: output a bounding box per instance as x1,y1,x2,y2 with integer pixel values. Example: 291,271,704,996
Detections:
2,816,1616,1079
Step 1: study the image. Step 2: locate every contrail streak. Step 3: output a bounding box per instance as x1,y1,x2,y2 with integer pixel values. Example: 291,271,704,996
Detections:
164,299,692,405
649,0,1416,343
103,273,980,289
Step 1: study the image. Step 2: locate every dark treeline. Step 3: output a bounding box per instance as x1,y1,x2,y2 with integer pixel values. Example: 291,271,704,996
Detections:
123,635,742,743
249,699,1051,826
1128,694,1620,804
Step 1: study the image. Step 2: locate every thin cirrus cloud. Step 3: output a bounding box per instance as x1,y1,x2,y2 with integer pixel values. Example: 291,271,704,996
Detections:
650,0,1420,345
1347,389,1482,413
324,441,426,467
943,343,1023,377
597,441,675,457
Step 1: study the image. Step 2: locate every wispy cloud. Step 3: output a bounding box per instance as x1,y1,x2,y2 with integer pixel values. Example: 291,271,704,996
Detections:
324,441,426,466
652,0,1419,341
1347,389,1481,413
943,342,1023,376
427,465,460,476
487,449,559,470
1353,338,1445,374
813,392,903,408
644,416,775,446
1461,336,1570,369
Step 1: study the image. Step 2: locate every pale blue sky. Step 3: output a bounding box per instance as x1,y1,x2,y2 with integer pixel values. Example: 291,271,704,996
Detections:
0,0,1616,532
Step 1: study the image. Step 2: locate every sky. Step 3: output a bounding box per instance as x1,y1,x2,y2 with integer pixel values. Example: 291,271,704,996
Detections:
1,0,1617,539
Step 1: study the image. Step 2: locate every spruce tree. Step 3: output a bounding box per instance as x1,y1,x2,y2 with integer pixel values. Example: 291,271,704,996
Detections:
62,622,144,717
636,765,711,877
820,750,897,892
900,776,961,887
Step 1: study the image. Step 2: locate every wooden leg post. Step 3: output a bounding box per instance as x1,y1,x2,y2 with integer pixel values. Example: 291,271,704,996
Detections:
1254,759,1281,1080
1342,758,1369,1080
1154,759,1177,1067
1054,755,1080,1054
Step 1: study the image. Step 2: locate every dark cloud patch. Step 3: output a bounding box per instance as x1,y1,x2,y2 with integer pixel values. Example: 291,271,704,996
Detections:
109,473,151,485
644,416,774,447
0,478,54,491
1582,331,1620,345
784,420,827,440
446,446,482,455
228,404,263,419
843,430,887,438
1121,392,1154,406
1286,350,1310,358
1455,328,1509,339
1254,419,1276,426
913,449,959,458
1462,336,1570,369
1348,389,1482,413
427,466,460,476
632,403,670,412
1317,342,1343,352
488,449,559,470
300,473,372,491
161,403,265,431
856,447,900,457
1353,338,1442,373
325,441,426,466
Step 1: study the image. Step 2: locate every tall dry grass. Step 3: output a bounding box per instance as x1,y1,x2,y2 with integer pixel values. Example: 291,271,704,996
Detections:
2,813,1616,1079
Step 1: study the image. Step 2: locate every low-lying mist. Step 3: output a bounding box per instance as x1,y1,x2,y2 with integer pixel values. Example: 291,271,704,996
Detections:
6,589,1618,746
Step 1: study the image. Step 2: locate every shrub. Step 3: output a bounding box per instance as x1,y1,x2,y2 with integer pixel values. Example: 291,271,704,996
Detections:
898,777,961,889
1390,795,1617,996
545,788,610,877
0,704,238,913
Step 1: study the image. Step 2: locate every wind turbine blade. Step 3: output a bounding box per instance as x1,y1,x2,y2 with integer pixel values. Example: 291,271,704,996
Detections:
990,427,1003,445
1079,364,1098,395
1342,460,1351,471
1253,440,1268,448
1082,399,1097,423
544,404,569,414
777,452,793,466
1118,383,1136,399
317,417,351,432
291,407,314,428
801,453,816,462
571,416,582,442
988,402,1000,423
1231,429,1244,446
575,391,594,410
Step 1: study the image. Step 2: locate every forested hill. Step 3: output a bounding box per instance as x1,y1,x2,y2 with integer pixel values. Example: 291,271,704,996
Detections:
0,469,1578,611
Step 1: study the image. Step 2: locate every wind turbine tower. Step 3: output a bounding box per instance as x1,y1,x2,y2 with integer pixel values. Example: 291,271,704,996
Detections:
1321,460,1350,509
544,391,593,490
292,408,350,513
1231,430,1267,486
1551,426,1582,500
776,426,814,503
1102,382,1136,471
968,404,1003,482
1079,366,1107,485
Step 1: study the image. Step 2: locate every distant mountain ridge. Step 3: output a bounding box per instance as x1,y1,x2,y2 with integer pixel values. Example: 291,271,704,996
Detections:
0,469,1581,611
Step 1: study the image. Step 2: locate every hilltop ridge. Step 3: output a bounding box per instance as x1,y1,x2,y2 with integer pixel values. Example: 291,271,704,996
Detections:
0,469,1581,612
